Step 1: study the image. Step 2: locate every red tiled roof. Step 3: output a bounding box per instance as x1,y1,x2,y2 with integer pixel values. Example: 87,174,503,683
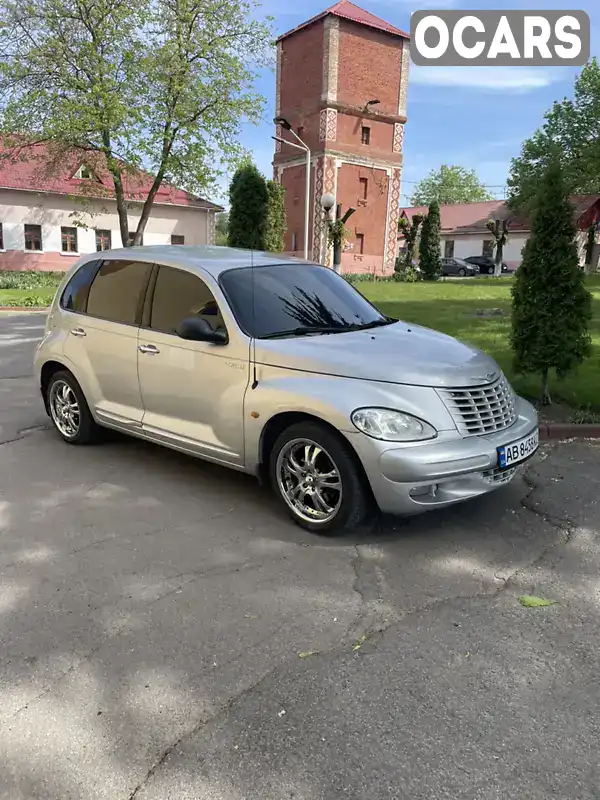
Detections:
399,196,600,236
277,1,409,43
0,140,223,211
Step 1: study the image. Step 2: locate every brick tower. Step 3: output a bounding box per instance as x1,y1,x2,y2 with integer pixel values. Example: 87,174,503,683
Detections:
273,0,409,274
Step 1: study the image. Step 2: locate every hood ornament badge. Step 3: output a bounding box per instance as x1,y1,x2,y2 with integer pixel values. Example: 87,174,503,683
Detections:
472,372,497,383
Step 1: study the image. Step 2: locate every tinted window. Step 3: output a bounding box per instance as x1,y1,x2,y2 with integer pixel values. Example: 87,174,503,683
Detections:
150,265,226,335
86,260,151,325
220,263,387,339
60,260,101,312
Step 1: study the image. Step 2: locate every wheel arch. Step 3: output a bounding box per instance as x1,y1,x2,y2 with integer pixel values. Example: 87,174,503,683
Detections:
257,410,372,497
40,360,72,414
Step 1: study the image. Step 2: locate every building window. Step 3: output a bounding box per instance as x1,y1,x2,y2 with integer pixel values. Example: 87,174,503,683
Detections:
356,233,365,254
61,226,78,253
0,222,3,250
128,232,144,246
482,240,494,257
359,177,368,200
96,229,111,251
24,224,42,251
74,165,94,180
361,126,370,145
171,234,185,245
444,240,455,258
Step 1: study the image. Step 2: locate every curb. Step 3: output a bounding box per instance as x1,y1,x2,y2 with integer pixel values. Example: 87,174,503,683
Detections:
0,307,50,313
539,423,600,441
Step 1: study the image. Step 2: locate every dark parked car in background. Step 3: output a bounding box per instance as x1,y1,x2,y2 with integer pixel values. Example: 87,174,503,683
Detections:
464,255,508,275
441,257,479,277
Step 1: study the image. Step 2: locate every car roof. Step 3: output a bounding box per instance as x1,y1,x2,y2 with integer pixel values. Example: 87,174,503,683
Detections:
83,245,315,278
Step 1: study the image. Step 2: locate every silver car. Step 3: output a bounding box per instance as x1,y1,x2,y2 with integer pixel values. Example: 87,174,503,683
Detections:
34,246,539,535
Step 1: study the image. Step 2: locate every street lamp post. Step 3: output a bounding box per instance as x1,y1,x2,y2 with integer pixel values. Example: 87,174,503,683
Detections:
273,117,311,261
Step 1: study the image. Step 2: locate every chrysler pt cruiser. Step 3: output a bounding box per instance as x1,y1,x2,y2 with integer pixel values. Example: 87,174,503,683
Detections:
34,246,539,534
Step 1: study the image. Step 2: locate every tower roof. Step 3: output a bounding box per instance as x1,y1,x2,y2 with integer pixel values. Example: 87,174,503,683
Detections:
276,1,410,43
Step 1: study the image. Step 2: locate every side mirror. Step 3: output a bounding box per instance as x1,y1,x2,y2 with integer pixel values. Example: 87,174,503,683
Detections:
176,316,228,344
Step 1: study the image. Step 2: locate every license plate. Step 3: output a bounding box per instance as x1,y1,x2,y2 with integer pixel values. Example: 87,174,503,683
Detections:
497,429,539,469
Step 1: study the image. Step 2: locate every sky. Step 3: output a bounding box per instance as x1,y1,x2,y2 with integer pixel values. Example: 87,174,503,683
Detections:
214,0,599,209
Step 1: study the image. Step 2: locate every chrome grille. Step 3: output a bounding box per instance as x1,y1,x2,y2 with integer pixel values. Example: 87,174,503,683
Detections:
437,374,518,436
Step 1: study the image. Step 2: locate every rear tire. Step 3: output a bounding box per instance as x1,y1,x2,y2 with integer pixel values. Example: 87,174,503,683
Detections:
47,370,100,445
269,421,374,535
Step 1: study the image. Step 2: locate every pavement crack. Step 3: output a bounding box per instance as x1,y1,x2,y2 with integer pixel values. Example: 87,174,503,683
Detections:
346,545,397,646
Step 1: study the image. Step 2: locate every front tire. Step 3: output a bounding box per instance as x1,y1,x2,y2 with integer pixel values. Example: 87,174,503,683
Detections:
269,421,373,535
458,268,466,277
47,370,100,445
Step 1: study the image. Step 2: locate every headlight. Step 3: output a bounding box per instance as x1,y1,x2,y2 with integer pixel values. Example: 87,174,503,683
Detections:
351,408,437,442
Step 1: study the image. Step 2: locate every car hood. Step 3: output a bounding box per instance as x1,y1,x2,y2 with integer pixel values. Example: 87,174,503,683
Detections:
254,321,501,388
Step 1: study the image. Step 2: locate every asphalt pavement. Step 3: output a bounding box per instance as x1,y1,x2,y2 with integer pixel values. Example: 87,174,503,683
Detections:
1,312,600,800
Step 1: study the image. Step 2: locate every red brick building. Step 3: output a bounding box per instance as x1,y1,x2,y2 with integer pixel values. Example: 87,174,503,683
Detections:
273,0,409,275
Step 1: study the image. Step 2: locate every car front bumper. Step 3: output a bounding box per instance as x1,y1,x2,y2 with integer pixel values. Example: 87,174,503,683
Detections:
344,397,539,516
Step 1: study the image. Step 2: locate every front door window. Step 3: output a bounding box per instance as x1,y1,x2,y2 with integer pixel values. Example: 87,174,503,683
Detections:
148,265,227,336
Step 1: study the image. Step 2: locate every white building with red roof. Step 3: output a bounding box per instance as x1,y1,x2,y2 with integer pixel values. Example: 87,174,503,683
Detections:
0,141,223,271
398,198,600,271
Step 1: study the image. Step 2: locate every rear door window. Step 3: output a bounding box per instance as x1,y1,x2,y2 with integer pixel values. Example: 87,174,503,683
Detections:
60,260,101,312
86,260,152,325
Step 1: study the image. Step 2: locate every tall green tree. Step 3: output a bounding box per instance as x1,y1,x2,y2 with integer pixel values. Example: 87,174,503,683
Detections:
507,58,600,213
410,165,493,206
264,180,286,252
511,160,592,405
419,201,442,281
215,213,229,246
227,162,269,250
0,0,272,246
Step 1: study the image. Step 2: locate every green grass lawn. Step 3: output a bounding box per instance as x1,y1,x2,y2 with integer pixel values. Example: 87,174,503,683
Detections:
2,269,599,414
360,276,600,413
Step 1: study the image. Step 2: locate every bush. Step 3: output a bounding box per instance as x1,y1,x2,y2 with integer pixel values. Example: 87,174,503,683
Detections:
0,270,62,290
3,294,52,307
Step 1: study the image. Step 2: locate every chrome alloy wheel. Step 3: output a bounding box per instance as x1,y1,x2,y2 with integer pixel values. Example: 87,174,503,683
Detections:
276,438,343,524
49,380,81,439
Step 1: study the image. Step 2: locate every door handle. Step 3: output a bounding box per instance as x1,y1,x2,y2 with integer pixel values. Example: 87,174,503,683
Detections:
70,327,86,337
138,344,160,355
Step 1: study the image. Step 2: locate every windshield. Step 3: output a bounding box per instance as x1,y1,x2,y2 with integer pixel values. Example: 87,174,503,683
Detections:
219,263,392,339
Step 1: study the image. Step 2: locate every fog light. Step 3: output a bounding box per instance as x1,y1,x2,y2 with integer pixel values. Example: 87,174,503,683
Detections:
410,484,438,498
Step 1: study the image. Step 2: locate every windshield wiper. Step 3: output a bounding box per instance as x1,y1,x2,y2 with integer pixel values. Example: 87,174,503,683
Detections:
354,317,397,330
260,326,352,339
260,318,397,339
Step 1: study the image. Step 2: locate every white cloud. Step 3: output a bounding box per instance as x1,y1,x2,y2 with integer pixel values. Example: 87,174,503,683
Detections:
408,65,562,92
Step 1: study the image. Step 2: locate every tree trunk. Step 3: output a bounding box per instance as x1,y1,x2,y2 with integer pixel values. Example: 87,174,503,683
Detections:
493,242,504,277
102,132,130,247
133,172,165,246
539,367,551,405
